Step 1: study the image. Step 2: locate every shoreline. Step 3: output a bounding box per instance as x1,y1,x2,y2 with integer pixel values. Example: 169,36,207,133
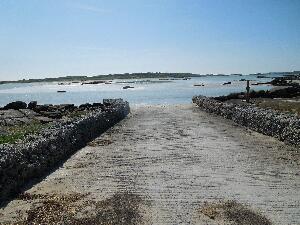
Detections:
1,71,299,85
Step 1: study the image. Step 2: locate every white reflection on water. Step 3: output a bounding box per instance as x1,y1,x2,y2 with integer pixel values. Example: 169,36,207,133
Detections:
0,75,272,106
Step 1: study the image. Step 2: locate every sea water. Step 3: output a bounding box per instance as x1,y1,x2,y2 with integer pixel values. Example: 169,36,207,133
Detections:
0,75,273,106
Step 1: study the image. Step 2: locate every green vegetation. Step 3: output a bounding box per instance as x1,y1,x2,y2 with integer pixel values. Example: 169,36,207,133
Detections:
67,110,87,118
255,99,300,116
0,122,48,144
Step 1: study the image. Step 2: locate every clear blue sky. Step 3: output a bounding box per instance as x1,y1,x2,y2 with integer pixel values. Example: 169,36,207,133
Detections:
0,0,299,80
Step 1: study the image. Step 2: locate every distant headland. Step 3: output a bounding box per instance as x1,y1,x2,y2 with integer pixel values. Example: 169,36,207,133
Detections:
1,71,299,85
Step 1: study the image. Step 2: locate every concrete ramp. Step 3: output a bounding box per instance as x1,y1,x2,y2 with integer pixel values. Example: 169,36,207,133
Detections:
1,105,299,225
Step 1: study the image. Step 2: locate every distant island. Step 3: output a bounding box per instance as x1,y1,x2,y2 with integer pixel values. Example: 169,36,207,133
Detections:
0,72,213,84
0,72,195,84
0,71,299,85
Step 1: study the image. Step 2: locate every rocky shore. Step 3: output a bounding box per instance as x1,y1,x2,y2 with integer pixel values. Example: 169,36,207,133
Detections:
0,99,130,203
193,95,299,146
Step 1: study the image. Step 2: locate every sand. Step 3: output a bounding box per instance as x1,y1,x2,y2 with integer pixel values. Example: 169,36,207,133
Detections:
0,104,299,225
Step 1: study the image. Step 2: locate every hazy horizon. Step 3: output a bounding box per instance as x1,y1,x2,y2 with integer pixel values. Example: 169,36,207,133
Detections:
1,0,300,81
1,70,300,82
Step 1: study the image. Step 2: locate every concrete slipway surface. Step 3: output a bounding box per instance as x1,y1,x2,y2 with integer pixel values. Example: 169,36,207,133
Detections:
0,104,299,225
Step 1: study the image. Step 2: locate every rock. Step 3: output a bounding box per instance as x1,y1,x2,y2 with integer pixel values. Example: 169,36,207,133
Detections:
0,110,25,119
0,110,29,126
270,75,300,86
19,109,41,118
34,104,51,112
79,103,92,109
27,101,37,109
35,116,54,124
39,111,62,119
4,101,27,110
269,86,300,98
15,117,33,124
0,128,8,136
59,104,75,111
3,119,23,126
257,75,267,78
103,98,123,106
92,103,104,108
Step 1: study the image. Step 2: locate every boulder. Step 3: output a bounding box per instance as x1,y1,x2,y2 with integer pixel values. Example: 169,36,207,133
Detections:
27,101,37,109
3,119,24,126
35,116,54,124
0,110,25,119
15,117,33,124
4,101,27,110
0,128,8,136
79,103,92,109
39,111,62,119
34,104,52,112
92,103,104,108
59,104,75,111
19,109,41,118
222,81,232,85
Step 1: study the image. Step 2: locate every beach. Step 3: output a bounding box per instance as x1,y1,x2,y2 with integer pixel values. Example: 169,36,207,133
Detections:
1,104,299,225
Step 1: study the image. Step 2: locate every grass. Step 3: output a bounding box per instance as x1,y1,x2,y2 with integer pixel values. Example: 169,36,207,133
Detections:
254,99,300,116
67,110,87,118
0,122,48,144
0,110,88,145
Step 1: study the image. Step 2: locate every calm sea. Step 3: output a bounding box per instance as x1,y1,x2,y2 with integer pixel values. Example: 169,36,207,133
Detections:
0,75,273,106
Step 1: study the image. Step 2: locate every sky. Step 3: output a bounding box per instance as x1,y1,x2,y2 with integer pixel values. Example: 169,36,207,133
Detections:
0,0,300,81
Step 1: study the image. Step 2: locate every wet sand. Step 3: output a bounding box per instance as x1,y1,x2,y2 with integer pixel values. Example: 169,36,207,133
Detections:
0,104,299,224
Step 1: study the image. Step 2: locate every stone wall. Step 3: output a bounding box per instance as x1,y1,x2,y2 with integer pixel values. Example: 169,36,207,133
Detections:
0,99,130,203
192,96,300,147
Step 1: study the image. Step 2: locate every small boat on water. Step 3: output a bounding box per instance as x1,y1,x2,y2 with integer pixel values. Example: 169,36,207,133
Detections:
57,90,66,93
222,81,231,85
123,86,134,89
58,82,71,85
81,80,106,85
194,84,204,87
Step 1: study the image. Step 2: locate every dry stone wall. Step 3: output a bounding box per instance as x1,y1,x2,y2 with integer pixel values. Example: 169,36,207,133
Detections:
0,99,129,203
193,96,300,147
